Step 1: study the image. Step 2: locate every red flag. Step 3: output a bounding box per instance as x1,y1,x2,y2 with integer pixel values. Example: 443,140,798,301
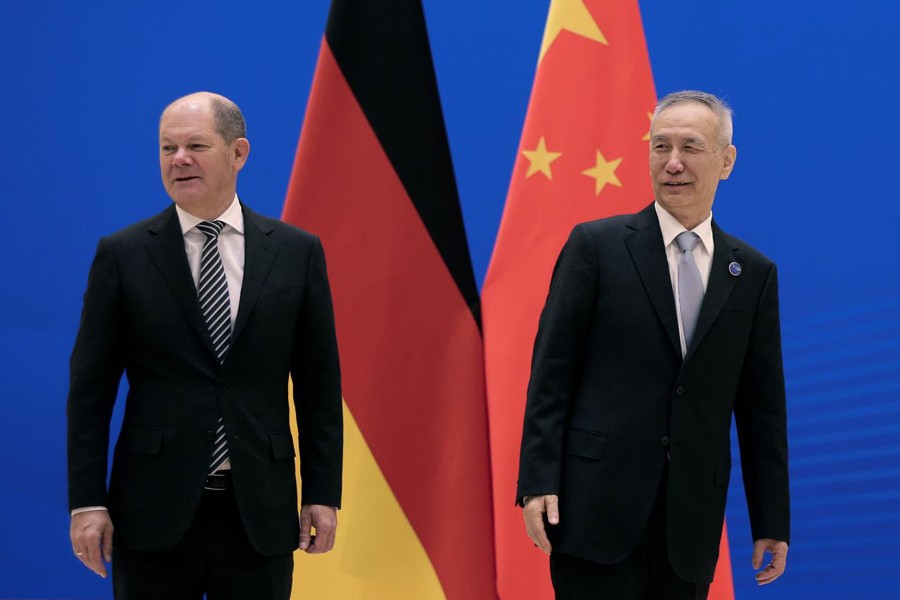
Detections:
282,1,496,597
482,1,734,597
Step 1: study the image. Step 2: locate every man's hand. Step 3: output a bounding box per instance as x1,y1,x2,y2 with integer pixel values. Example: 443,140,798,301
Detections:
299,504,337,554
70,510,114,578
752,538,788,585
523,495,559,555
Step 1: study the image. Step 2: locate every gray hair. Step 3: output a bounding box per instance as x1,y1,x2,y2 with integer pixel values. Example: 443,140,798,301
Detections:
209,96,247,144
653,90,733,147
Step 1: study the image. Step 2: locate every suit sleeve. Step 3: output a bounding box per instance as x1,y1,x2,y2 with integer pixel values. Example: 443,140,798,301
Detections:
67,238,126,511
734,263,790,543
517,224,599,505
292,236,343,508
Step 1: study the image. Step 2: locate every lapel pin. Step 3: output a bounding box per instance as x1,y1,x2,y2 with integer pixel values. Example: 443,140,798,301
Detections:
728,262,742,277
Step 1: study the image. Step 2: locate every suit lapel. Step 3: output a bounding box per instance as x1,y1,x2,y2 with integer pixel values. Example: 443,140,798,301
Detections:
232,204,277,345
685,222,737,361
144,205,220,361
625,205,681,357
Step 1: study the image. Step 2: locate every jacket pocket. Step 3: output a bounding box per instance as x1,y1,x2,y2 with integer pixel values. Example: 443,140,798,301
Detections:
119,427,164,455
564,429,608,460
269,432,296,460
258,290,303,307
715,460,731,487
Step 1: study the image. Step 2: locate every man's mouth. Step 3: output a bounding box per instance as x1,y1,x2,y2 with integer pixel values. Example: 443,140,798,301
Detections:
174,176,199,183
664,181,690,187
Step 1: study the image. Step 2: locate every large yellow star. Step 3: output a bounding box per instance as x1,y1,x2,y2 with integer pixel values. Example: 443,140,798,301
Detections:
539,0,608,64
582,151,623,196
522,136,563,180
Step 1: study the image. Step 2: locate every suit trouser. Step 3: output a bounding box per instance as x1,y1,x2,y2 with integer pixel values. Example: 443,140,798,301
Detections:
549,466,710,600
112,479,293,600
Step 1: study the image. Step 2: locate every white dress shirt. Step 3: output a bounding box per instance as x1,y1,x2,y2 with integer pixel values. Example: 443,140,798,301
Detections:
654,202,714,357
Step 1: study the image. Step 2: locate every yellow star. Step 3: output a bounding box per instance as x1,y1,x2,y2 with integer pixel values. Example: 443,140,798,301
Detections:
522,136,563,180
642,111,654,141
582,151,623,196
539,0,608,64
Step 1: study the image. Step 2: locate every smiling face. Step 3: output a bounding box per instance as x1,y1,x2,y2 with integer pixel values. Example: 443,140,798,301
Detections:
649,102,736,228
158,94,249,218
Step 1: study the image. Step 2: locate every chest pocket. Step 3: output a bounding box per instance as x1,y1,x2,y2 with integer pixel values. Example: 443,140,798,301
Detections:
257,290,303,307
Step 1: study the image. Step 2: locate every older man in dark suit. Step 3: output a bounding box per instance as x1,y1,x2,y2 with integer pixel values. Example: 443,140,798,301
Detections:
67,92,342,599
518,91,789,599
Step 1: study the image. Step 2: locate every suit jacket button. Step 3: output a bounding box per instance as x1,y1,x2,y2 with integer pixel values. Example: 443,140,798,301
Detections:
218,379,228,390
660,436,670,446
675,385,685,396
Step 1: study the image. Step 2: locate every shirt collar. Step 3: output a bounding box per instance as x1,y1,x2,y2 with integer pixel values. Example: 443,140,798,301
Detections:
654,201,713,253
175,195,244,236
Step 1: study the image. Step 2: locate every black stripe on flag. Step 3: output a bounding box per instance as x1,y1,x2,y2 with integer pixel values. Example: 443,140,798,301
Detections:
325,0,481,326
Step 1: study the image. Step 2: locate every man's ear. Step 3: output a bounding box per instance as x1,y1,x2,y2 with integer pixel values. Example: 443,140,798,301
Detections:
233,138,250,171
720,144,737,180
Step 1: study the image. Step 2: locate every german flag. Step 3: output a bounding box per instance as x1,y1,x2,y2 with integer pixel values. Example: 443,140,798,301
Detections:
481,1,734,597
281,0,496,598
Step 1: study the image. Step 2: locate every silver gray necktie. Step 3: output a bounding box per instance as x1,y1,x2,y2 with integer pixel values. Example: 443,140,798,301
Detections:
675,231,703,352
196,220,231,473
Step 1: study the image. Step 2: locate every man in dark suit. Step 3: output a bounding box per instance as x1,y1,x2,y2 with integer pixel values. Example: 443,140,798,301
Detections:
518,91,789,599
67,92,343,599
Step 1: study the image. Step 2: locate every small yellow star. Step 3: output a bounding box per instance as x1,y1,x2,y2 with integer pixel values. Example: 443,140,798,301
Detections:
522,136,563,180
642,111,654,141
539,0,608,64
582,151,623,196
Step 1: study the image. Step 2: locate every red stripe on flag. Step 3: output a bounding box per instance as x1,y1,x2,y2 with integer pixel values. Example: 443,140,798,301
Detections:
283,41,497,599
711,524,736,599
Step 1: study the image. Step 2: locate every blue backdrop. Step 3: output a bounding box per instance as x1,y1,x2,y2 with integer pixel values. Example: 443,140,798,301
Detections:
1,0,898,597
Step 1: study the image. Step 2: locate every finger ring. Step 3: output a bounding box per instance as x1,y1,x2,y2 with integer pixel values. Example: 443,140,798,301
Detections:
76,551,84,556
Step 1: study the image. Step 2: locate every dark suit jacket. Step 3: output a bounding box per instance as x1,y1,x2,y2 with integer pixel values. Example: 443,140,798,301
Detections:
67,202,342,557
517,203,789,583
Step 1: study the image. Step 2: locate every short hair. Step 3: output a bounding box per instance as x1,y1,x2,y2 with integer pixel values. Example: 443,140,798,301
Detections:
653,90,733,147
210,96,247,144
160,93,247,144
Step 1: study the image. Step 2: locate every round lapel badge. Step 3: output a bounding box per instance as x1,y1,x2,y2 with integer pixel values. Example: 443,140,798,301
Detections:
728,262,742,277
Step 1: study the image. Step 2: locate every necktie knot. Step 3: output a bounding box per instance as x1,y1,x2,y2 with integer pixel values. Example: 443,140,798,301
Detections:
197,220,226,240
675,231,700,253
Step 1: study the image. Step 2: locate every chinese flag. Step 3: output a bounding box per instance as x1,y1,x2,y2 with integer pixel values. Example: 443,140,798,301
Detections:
281,1,496,598
481,1,735,598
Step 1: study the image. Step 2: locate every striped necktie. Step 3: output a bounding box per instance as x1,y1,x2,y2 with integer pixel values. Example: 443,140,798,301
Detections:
675,231,704,353
196,220,231,473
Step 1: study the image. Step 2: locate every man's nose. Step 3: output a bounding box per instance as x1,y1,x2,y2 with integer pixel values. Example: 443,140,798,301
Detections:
666,150,684,174
172,148,192,166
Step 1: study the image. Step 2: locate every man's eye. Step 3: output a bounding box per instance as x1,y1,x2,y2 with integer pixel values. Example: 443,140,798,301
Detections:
191,144,207,151
161,146,175,153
